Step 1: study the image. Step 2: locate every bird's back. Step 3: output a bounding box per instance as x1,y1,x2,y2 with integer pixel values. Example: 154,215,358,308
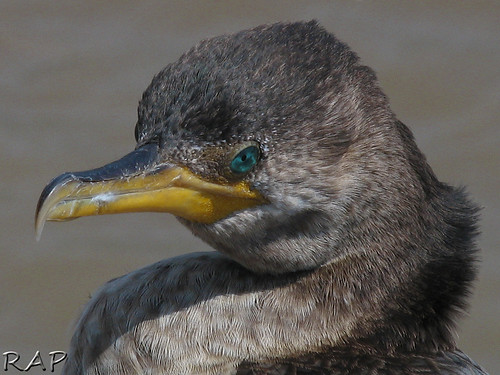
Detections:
236,349,487,375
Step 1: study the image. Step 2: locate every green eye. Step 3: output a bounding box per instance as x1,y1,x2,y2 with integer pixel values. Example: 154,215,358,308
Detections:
230,145,260,174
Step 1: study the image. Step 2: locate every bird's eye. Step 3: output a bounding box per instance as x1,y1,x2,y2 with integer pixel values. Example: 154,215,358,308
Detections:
230,145,260,174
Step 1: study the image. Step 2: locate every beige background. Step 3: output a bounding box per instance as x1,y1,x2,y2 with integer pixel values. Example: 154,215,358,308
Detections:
1,1,498,373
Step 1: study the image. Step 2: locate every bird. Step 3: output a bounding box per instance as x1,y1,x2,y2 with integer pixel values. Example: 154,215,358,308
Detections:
35,21,488,375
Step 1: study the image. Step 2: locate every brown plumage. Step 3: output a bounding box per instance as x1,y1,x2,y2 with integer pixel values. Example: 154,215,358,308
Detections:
36,21,488,374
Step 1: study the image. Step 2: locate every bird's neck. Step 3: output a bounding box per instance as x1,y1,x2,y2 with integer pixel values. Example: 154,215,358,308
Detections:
319,184,479,356
208,212,476,370
236,188,479,360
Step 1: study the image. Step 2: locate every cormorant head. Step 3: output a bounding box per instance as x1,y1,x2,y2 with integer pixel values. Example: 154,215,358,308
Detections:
36,21,444,274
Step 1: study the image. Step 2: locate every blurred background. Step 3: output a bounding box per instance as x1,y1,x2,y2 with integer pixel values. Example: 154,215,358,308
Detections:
1,1,498,373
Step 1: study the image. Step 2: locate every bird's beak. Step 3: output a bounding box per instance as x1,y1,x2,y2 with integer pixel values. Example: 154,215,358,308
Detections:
35,143,266,240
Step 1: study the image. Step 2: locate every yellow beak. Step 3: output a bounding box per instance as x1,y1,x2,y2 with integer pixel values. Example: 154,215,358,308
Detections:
35,144,266,240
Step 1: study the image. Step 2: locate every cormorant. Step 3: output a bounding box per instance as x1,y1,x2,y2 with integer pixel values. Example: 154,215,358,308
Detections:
36,21,488,375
